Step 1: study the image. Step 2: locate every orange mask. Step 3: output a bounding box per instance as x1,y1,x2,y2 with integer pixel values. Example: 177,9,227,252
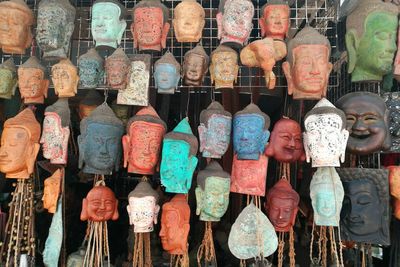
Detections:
42,169,62,213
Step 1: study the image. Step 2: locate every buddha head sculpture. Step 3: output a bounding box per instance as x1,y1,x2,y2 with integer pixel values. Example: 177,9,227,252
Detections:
36,0,76,60
41,98,70,165
127,181,160,233
198,101,232,159
111,100,129,126
233,103,270,160
0,0,34,54
282,27,332,100
0,58,18,99
387,166,400,200
51,59,79,98
265,118,305,163
42,169,62,213
154,52,180,94
266,179,299,232
230,154,268,196
182,44,209,86
173,0,205,42
196,161,230,221
78,48,104,89
216,0,254,47
338,168,390,246
91,0,127,49
0,108,40,179
122,106,167,175
346,0,398,82
160,118,198,193
160,194,190,255
310,167,344,227
259,0,290,40
336,92,391,155
210,45,239,89
303,98,349,167
81,185,119,222
18,56,49,104
131,0,170,52
105,48,130,90
78,103,124,175
78,90,103,120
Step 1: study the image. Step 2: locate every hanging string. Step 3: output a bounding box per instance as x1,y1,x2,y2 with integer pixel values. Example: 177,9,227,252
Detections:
277,232,284,267
289,228,295,267
197,221,216,266
321,226,327,267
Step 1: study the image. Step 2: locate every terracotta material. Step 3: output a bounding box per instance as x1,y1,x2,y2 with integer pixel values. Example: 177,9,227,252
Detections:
42,169,62,213
173,0,205,42
210,45,239,89
80,185,119,222
78,90,103,120
259,0,290,40
387,166,400,199
51,59,79,98
0,108,40,179
182,44,209,86
105,48,130,90
78,48,104,89
0,58,18,99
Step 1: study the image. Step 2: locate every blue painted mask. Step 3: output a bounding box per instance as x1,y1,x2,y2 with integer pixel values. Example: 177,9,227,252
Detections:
154,52,180,94
160,118,198,193
78,48,104,89
233,103,270,160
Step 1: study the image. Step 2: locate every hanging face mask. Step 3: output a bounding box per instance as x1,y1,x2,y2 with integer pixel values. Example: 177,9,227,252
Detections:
105,48,130,90
182,44,209,86
154,52,180,94
78,48,104,89
42,169,62,214
210,45,239,89
259,0,290,41
81,185,119,222
0,58,17,99
173,0,205,43
51,59,79,98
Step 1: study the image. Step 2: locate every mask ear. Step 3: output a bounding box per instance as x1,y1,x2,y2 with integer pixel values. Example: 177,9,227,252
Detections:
259,16,267,37
216,13,223,39
112,199,119,221
186,156,198,190
161,23,170,49
282,61,294,95
131,24,138,48
122,135,130,168
234,64,239,83
78,135,85,168
117,20,127,46
198,124,207,152
154,205,160,224
260,130,270,153
345,30,359,74
303,132,311,163
80,198,88,221
26,143,40,175
43,80,50,98
195,187,203,215
323,62,333,97
264,142,274,157
340,129,349,163
209,64,215,84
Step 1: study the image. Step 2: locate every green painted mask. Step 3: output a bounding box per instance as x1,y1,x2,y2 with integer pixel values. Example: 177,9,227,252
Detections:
0,58,17,99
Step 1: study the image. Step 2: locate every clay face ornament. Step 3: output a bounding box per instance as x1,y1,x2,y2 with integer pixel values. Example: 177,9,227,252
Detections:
36,0,76,60
233,103,270,160
51,59,79,98
182,44,209,86
160,118,198,194
0,108,40,179
78,103,124,175
337,168,390,246
0,58,18,99
105,48,130,90
122,106,167,175
131,0,170,52
18,56,49,104
195,161,230,222
78,48,104,89
160,194,190,255
336,92,391,155
265,118,305,163
216,0,254,47
80,185,119,222
198,101,232,159
0,0,34,54
173,0,205,43
303,98,349,167
40,98,70,165
282,27,333,100
154,52,180,94
91,0,127,49
210,45,239,89
127,181,160,233
259,0,290,40
387,166,400,200
346,0,398,82
42,169,62,213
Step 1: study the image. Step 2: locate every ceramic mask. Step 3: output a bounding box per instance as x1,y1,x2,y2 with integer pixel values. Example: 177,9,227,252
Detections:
310,167,344,227
18,56,49,104
40,99,70,165
0,108,40,179
338,168,390,246
160,194,190,255
0,0,34,54
384,92,400,151
36,0,76,60
260,0,290,40
78,104,124,175
228,202,278,259
160,118,198,194
182,44,209,86
303,98,349,167
173,0,205,42
43,199,62,267
0,58,17,99
387,166,400,200
154,52,180,94
51,59,79,98
105,48,130,90
81,185,119,222
122,106,166,175
336,92,391,155
210,45,239,89
131,0,170,51
346,0,398,82
91,0,127,49
266,179,299,232
111,101,129,126
195,161,230,221
78,48,104,89
127,181,160,233
117,55,151,106
233,103,270,160
42,169,62,213
216,0,254,47
78,90,103,120
198,101,232,158
265,118,305,163
282,27,333,100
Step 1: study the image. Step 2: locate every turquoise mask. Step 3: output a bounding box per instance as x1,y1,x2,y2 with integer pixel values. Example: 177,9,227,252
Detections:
43,199,62,267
